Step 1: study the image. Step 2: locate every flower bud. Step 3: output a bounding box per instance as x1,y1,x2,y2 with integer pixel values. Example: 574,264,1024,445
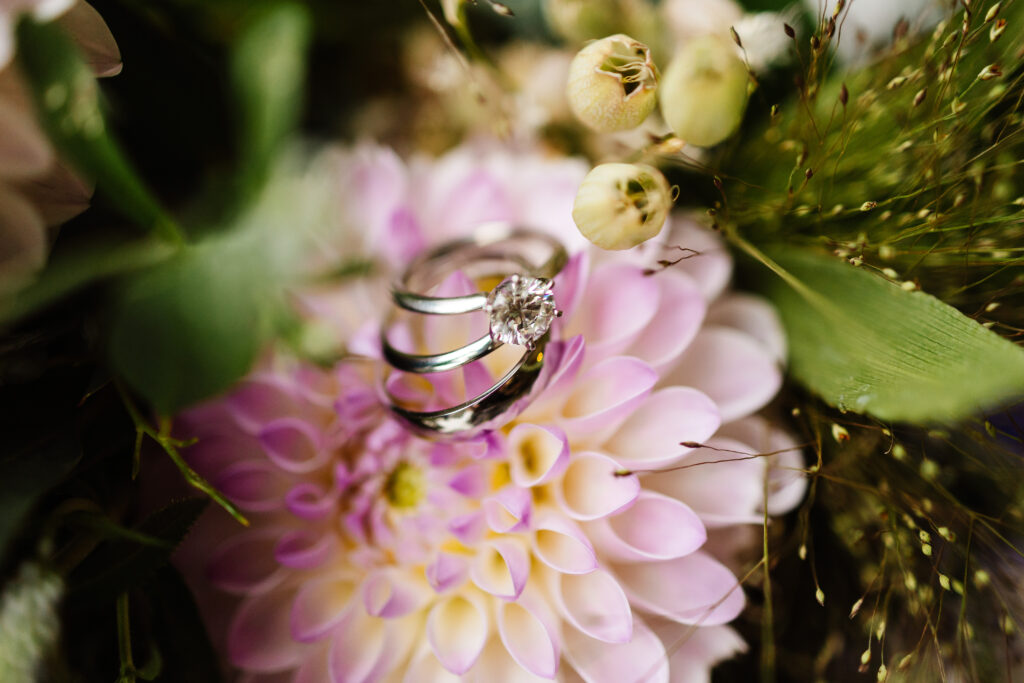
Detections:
567,34,658,133
544,0,620,44
572,162,672,250
659,36,749,147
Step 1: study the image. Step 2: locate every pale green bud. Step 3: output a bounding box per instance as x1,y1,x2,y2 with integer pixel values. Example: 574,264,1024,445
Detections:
659,36,749,147
567,34,659,133
544,0,620,44
572,163,672,250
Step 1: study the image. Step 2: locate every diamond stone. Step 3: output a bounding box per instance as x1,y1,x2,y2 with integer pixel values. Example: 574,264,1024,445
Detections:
485,275,557,347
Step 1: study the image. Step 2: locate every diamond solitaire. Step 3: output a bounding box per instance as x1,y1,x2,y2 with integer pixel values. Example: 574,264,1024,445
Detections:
485,275,559,348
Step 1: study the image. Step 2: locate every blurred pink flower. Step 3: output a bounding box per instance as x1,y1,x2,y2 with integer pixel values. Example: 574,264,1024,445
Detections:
175,144,806,682
0,0,120,291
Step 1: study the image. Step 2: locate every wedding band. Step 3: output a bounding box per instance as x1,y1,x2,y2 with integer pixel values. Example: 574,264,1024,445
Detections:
380,224,568,437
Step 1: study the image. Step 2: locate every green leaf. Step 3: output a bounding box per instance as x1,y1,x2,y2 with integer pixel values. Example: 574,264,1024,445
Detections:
15,19,183,244
231,2,311,198
68,498,207,605
107,232,278,414
759,247,1024,424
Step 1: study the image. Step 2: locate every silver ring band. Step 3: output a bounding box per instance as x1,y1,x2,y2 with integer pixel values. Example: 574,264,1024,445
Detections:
380,224,568,438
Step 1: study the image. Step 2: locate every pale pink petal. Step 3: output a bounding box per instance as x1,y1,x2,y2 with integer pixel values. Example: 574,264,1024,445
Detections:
228,589,302,672
0,182,46,291
426,552,470,593
15,160,93,226
205,529,283,594
402,646,462,683
517,335,585,422
274,528,337,569
258,417,327,473
427,593,489,675
447,461,490,497
58,1,122,76
545,567,633,644
327,608,388,683
645,437,766,527
653,622,747,683
550,252,589,329
532,514,597,575
666,327,782,422
0,100,52,179
604,387,720,470
719,417,807,516
589,491,706,562
291,644,331,683
447,511,486,545
563,617,668,683
213,460,289,512
663,220,732,302
285,482,336,520
363,568,432,618
560,357,658,444
290,575,358,643
497,600,560,679
627,269,707,371
614,551,745,625
508,423,570,488
568,263,660,359
470,538,529,600
557,451,639,521
227,377,300,434
465,638,555,683
435,170,514,241
706,293,787,364
483,485,532,534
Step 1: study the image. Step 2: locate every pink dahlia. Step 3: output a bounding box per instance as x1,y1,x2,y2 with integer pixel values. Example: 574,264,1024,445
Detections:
174,143,806,682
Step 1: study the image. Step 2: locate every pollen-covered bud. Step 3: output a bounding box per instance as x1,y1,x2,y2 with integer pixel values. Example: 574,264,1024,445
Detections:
659,36,749,147
567,34,659,133
572,162,672,250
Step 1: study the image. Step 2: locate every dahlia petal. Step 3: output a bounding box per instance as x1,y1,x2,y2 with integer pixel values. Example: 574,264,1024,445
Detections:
517,335,586,422
508,423,570,488
483,485,532,534
228,589,302,672
497,600,560,679
569,263,660,359
654,622,747,683
532,514,597,575
426,552,470,593
438,170,514,239
0,99,52,179
291,644,332,683
604,387,720,470
546,568,633,644
290,575,358,643
227,376,300,434
402,646,462,683
284,482,336,521
328,608,388,683
560,357,658,444
274,528,337,569
463,360,495,399
57,0,122,76
447,511,486,545
16,160,92,226
0,182,46,291
664,220,732,303
706,293,787,364
206,529,283,594
718,417,807,516
465,637,555,683
213,460,288,512
427,593,489,675
590,491,706,562
258,417,327,474
447,462,490,497
363,568,432,618
625,269,707,371
563,617,668,683
666,327,782,422
470,538,529,600
557,451,639,521
614,551,745,625
645,437,766,527
551,252,589,330
385,207,427,267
